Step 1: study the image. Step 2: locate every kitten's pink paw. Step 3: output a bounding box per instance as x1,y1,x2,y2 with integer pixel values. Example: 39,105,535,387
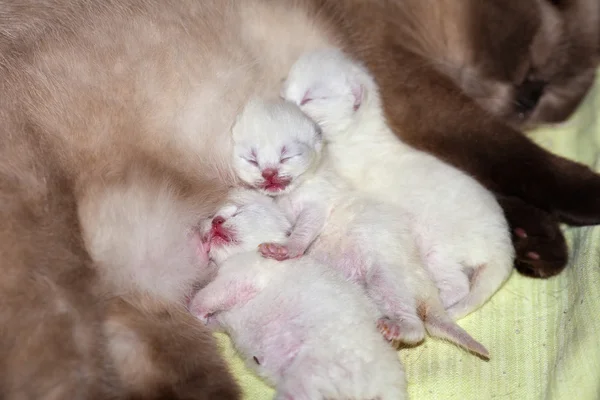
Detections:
377,317,402,342
377,317,425,345
258,242,292,261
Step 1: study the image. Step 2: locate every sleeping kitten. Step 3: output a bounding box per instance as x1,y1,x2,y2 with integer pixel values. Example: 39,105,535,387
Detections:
282,49,515,320
231,98,489,358
189,188,408,400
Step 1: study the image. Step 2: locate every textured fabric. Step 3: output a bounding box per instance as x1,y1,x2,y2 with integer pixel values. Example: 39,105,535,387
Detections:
216,73,600,399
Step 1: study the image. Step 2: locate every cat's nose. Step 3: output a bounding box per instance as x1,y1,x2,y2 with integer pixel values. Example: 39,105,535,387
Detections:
212,216,225,226
515,78,546,114
261,168,278,180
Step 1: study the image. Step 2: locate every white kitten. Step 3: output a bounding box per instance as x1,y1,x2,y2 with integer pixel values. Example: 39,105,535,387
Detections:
231,99,489,358
189,189,407,400
282,49,515,320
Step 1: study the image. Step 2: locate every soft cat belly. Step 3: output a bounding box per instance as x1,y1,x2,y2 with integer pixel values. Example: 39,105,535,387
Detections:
309,234,368,285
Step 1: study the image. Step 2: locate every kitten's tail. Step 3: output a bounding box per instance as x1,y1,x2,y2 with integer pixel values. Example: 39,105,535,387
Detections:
421,299,490,360
446,256,513,321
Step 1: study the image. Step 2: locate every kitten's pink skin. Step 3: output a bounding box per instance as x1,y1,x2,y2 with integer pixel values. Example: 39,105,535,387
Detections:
308,234,426,346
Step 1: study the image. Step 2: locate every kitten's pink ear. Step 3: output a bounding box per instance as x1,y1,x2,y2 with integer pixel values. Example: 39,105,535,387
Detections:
300,90,313,106
350,82,364,111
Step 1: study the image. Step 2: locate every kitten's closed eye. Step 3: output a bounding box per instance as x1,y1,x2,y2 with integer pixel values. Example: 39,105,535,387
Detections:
280,154,298,163
243,156,258,166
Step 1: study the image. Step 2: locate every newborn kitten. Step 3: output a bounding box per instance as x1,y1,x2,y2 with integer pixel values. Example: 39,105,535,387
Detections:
282,49,515,321
231,99,489,358
189,189,408,400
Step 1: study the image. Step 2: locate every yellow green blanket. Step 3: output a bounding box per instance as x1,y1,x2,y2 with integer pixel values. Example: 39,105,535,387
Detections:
216,74,600,399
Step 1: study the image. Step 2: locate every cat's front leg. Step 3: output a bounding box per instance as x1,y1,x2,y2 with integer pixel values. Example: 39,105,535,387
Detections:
497,195,568,278
259,204,327,261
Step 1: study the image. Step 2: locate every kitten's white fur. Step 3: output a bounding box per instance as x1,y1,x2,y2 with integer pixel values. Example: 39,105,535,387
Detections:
190,189,407,400
231,99,489,358
281,49,515,320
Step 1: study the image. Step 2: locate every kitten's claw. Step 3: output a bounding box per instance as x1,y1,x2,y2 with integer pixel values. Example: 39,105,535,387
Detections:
258,242,292,261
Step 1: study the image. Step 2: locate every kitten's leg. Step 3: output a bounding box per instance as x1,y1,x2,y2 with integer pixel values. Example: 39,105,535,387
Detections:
422,251,470,309
259,204,327,261
365,265,426,345
188,272,260,323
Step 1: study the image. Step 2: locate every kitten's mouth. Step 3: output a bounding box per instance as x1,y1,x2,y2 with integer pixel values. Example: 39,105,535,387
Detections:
208,227,235,247
260,179,291,193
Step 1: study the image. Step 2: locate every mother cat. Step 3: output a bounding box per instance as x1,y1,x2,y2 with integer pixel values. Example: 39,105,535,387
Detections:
0,0,598,398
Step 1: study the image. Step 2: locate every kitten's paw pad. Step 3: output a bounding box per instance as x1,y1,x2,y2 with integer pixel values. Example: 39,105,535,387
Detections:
499,196,568,278
258,243,291,261
377,317,402,342
377,317,425,345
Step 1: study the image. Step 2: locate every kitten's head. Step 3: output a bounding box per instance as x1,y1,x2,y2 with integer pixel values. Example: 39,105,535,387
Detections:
232,99,323,196
458,0,599,128
199,189,291,264
282,49,376,136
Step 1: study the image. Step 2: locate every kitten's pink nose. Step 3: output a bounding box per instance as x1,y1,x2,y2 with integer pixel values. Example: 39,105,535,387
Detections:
212,216,225,226
261,168,278,181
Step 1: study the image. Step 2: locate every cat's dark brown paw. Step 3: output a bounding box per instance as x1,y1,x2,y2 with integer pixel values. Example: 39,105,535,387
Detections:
497,195,568,278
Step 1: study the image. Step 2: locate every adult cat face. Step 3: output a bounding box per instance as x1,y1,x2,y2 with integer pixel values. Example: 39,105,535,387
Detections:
455,0,599,128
